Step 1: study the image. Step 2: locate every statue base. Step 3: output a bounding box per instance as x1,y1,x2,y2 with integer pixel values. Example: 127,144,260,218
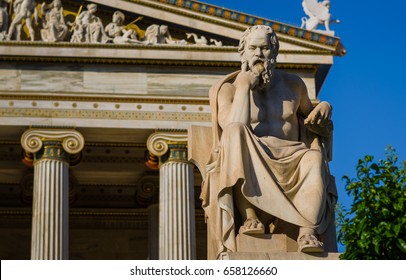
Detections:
230,233,340,260
236,233,298,253
220,252,340,260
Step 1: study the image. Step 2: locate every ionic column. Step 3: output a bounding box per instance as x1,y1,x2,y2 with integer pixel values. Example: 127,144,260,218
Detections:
21,128,84,260
147,132,196,260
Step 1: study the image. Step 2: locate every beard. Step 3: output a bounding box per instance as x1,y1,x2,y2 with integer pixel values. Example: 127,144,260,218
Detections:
249,58,275,90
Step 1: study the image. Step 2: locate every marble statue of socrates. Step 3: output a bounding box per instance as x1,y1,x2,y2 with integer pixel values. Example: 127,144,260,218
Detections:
201,25,338,259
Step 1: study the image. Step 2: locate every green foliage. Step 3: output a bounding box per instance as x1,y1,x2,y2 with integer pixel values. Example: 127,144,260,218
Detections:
337,146,406,259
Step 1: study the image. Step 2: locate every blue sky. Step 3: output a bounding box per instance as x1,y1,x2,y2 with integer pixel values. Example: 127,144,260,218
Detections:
201,1,406,250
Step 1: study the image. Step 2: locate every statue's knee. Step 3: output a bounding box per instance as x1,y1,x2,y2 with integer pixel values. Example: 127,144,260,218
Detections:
302,150,323,170
305,150,322,161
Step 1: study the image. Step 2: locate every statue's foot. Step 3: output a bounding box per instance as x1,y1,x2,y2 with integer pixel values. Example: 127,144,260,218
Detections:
239,218,265,235
297,234,324,253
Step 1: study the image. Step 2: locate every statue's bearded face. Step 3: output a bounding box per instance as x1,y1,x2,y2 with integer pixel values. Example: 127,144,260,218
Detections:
242,29,276,89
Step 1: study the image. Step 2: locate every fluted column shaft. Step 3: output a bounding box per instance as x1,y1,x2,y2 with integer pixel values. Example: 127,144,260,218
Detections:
32,155,69,259
160,160,195,260
147,132,196,260
21,129,84,260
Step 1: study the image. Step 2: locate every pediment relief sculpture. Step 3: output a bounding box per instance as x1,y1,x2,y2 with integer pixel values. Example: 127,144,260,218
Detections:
0,0,10,40
40,0,68,42
104,11,140,44
69,3,110,43
0,0,228,46
7,0,38,41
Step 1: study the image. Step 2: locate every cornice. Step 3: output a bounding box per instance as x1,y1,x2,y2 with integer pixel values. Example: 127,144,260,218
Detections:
0,45,333,66
0,40,333,52
0,54,240,67
0,40,237,52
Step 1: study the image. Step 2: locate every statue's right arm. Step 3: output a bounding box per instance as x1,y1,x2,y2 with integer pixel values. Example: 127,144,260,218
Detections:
217,79,251,130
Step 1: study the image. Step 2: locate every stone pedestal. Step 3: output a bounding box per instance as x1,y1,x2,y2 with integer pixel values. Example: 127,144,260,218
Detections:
236,234,298,253
221,252,340,260
227,233,340,260
21,129,84,260
147,131,196,260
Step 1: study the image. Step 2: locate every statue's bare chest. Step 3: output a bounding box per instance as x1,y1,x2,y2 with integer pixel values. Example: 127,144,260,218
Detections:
250,88,299,124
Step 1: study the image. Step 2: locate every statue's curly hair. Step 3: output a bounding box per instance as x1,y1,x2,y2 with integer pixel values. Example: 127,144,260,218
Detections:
238,25,279,63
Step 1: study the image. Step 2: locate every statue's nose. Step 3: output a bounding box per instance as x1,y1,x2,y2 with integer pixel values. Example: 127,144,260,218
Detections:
254,47,263,57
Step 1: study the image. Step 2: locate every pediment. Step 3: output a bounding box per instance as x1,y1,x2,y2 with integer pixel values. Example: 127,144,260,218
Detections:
0,0,345,65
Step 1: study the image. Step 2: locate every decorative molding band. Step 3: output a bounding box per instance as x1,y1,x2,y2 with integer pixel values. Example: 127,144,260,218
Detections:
21,129,85,154
0,40,333,54
0,50,334,66
0,40,237,51
0,207,149,218
0,108,211,123
0,141,146,148
146,131,188,157
0,94,210,105
0,56,232,67
0,207,205,219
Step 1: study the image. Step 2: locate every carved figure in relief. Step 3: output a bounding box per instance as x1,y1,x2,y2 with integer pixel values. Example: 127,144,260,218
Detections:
40,0,67,42
70,3,109,43
202,25,337,259
105,11,140,44
301,0,339,31
186,32,208,46
143,24,186,45
7,0,38,41
210,38,223,47
0,0,10,40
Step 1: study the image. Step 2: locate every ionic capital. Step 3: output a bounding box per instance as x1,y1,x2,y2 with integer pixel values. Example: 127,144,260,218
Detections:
21,128,85,155
146,131,187,157
146,131,188,165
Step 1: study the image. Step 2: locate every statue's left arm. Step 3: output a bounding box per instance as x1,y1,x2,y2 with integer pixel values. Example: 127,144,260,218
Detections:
295,75,333,137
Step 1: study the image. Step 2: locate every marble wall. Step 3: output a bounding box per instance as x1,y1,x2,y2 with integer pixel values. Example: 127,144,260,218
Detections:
0,63,229,97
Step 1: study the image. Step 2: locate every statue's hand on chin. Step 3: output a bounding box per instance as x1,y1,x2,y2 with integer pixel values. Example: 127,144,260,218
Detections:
252,63,265,76
234,61,260,90
251,63,266,91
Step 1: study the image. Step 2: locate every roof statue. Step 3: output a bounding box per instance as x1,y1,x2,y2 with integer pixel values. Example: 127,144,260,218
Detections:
301,0,339,34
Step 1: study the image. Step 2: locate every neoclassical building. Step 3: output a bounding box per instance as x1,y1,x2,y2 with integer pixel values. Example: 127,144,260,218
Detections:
0,0,345,260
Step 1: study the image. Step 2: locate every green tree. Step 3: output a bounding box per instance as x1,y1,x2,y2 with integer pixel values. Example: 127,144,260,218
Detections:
337,146,406,259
